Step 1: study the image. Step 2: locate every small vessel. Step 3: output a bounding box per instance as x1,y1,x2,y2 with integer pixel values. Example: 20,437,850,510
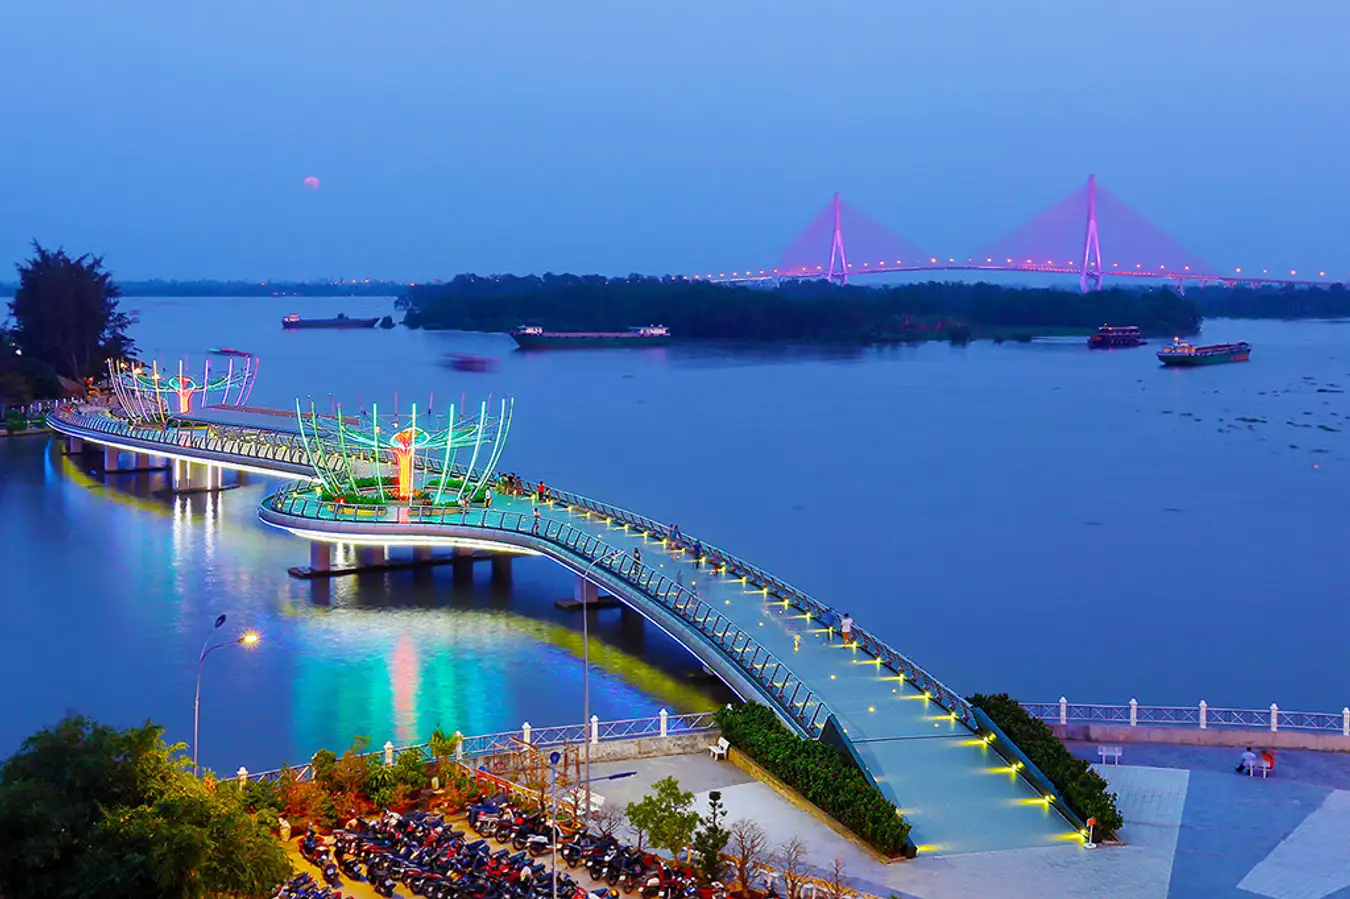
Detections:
446,353,497,373
209,347,252,357
1088,324,1146,348
510,324,672,349
281,313,380,330
1157,337,1252,366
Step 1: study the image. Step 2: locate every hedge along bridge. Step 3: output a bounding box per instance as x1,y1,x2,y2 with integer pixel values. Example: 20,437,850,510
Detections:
48,400,1082,855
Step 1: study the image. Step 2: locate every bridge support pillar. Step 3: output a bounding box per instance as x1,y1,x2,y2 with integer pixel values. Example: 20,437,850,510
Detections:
355,546,386,568
574,576,598,606
412,545,433,564
171,460,222,493
134,453,150,470
103,445,121,472
491,554,512,585
309,541,332,573
65,436,84,454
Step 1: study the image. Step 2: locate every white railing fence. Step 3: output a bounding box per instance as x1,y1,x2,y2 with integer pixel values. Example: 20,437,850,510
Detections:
236,710,718,785
1025,698,1350,736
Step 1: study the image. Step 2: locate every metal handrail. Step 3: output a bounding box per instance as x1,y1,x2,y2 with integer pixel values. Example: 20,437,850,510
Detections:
263,486,830,737
527,483,977,728
1028,699,1350,735
242,711,718,783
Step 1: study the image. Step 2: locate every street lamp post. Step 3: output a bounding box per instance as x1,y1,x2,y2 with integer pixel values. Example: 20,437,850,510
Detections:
550,750,634,899
193,614,260,777
580,548,624,817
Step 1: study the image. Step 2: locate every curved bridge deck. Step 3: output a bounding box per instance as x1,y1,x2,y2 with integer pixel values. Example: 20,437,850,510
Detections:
49,406,1077,854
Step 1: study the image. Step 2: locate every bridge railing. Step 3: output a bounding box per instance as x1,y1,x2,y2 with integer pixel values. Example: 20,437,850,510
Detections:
265,487,831,737
1024,698,1350,735
525,484,977,730
241,711,719,784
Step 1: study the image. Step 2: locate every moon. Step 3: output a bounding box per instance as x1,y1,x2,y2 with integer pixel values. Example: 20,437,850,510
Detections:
303,176,320,190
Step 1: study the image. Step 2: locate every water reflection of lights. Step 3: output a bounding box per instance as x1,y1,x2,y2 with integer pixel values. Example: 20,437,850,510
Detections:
290,606,719,755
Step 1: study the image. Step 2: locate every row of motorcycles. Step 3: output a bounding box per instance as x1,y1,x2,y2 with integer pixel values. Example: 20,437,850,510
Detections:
273,795,727,899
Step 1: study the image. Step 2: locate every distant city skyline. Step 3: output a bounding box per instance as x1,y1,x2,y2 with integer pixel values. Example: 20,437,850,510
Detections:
2,0,1346,281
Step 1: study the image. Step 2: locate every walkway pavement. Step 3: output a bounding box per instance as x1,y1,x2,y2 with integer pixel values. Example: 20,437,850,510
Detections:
521,493,1075,854
595,747,1350,899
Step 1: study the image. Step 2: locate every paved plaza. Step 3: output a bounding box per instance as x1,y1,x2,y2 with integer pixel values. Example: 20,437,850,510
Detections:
591,742,1350,899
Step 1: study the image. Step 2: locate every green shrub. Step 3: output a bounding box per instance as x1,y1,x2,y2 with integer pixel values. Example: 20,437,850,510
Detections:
4,412,25,433
969,693,1123,838
714,703,910,856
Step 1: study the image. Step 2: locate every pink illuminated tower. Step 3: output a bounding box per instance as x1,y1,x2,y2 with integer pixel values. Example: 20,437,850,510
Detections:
1080,174,1104,292
826,192,848,285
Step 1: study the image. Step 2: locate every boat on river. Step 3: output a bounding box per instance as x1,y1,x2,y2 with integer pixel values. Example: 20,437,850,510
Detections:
446,353,497,373
510,324,671,349
1157,338,1252,366
1088,324,1146,348
209,347,253,357
282,313,380,330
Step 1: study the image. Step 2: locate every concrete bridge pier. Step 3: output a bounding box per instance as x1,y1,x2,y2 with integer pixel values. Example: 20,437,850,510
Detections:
309,541,332,573
451,546,475,585
574,576,598,606
171,460,222,493
355,546,386,568
64,436,84,454
491,554,512,585
103,445,121,472
412,545,434,564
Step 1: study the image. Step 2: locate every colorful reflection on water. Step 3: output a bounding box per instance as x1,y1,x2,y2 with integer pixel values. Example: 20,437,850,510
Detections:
4,438,726,773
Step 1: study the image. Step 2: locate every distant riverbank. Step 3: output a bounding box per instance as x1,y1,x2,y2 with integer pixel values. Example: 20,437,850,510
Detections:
400,275,1202,343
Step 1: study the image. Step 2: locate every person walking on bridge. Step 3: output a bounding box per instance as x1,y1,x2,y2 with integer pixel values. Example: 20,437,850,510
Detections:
631,547,642,574
532,506,540,535
840,612,854,645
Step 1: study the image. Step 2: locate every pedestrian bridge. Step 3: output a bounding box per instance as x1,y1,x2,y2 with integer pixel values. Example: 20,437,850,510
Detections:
48,404,1080,855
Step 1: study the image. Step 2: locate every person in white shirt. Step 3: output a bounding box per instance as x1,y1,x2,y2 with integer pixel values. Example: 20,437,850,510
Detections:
840,612,854,644
1236,747,1257,774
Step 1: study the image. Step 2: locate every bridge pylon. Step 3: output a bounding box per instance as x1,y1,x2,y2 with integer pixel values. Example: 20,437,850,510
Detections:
1080,174,1104,293
826,192,848,285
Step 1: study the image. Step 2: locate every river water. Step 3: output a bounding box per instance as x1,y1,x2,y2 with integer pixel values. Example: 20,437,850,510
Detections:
4,297,1348,772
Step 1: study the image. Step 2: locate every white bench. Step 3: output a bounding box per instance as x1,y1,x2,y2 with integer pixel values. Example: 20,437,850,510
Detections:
1248,758,1274,778
1097,745,1123,765
709,737,730,761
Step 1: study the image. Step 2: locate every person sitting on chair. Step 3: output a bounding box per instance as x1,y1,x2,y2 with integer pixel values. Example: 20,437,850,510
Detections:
1235,746,1256,774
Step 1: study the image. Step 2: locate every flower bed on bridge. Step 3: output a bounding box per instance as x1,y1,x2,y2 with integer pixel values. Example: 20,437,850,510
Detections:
318,475,490,506
969,693,1123,838
715,702,911,857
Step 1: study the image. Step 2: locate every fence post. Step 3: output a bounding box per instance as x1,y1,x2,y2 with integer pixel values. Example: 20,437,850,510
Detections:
522,722,532,745
1059,696,1068,725
384,741,395,766
1199,700,1208,729
1343,708,1349,737
1129,698,1138,727
237,766,249,786
454,730,464,761
659,708,669,737
591,715,600,745
1270,704,1279,732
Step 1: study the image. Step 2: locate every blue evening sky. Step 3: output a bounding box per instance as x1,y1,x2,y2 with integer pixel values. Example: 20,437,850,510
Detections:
1,1,1345,280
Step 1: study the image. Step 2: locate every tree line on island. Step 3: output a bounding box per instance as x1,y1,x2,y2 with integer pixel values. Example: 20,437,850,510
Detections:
401,273,1208,342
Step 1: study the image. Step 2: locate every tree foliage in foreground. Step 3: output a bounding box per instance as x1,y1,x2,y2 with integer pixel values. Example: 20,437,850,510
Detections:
0,715,290,899
8,242,136,381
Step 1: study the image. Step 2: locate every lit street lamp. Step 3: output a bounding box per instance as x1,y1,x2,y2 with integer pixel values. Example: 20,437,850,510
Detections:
550,749,635,899
193,613,260,777
580,548,624,813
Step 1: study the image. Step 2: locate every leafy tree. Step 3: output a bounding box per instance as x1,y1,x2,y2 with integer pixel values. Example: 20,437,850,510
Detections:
690,790,731,882
0,715,290,899
624,776,701,860
8,242,136,380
